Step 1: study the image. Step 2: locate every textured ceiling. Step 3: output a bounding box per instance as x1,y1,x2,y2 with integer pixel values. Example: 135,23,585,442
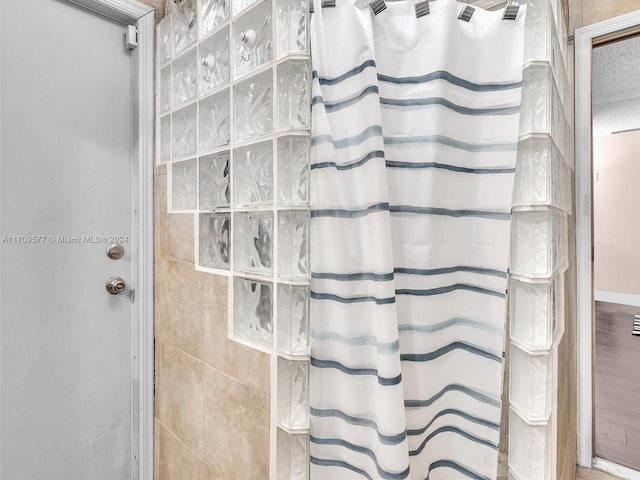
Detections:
592,36,640,136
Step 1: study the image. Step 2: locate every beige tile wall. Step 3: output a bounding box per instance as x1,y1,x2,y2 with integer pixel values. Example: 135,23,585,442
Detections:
139,0,170,23
569,0,640,35
154,164,272,479
146,3,273,478
557,188,578,480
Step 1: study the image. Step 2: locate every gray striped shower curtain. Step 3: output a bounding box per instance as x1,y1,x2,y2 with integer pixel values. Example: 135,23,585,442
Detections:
308,1,526,479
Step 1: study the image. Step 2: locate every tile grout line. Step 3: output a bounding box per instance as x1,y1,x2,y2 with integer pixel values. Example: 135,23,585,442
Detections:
156,338,270,395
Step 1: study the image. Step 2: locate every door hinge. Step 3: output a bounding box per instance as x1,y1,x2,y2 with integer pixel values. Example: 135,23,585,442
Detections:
126,25,138,50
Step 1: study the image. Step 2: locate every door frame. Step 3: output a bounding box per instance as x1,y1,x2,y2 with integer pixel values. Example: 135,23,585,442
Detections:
575,9,640,476
64,1,156,478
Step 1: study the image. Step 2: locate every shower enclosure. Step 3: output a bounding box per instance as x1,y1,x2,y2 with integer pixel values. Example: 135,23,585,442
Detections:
155,0,575,478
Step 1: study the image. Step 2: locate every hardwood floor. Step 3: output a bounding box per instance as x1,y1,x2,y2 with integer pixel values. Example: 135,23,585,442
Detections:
499,452,624,479
595,301,640,471
576,467,623,479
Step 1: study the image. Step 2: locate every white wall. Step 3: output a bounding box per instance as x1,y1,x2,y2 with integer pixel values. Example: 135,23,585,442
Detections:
593,131,640,296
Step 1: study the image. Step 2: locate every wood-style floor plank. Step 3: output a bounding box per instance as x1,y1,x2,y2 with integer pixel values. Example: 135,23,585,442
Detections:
595,301,640,471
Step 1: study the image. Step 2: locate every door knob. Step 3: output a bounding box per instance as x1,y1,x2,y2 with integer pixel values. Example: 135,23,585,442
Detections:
106,276,126,295
106,243,125,260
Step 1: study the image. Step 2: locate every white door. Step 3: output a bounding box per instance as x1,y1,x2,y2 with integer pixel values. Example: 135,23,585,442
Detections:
1,0,142,478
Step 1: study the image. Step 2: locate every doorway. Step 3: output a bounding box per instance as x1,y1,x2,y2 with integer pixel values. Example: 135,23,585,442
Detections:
0,0,154,478
576,11,640,480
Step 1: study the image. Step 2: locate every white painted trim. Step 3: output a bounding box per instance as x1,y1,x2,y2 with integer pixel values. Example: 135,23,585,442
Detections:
66,0,152,23
593,458,640,480
575,8,640,469
132,10,156,480
575,25,594,467
0,2,4,472
594,290,640,307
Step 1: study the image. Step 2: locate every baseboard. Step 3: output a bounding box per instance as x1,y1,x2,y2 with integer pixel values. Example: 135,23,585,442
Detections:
593,457,640,480
594,290,640,307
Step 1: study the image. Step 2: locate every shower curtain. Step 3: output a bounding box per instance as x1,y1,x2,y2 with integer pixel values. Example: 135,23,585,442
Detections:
309,1,526,479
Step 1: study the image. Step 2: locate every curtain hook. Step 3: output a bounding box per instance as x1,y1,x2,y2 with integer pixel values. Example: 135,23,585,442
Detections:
458,3,475,21
369,0,387,15
503,0,520,20
414,0,429,18
310,0,335,14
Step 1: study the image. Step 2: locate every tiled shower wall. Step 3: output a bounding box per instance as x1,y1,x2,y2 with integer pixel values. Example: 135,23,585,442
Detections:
140,3,273,480
151,3,271,480
508,0,576,478
154,0,311,478
153,196,271,479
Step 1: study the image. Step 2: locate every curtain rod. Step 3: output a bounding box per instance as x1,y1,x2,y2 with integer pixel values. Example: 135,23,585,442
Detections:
310,0,521,21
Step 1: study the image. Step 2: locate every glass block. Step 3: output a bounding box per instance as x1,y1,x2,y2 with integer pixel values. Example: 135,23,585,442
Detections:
531,0,570,109
234,70,273,141
513,136,571,212
278,211,309,280
520,63,568,161
277,428,309,480
276,0,309,58
199,213,231,269
234,276,273,346
199,88,230,152
277,284,310,356
232,0,261,17
508,408,551,480
172,103,197,159
276,428,309,480
171,158,197,210
510,277,559,352
200,0,228,37
514,137,551,208
511,209,567,277
160,65,172,114
277,357,309,429
551,0,568,63
234,212,273,275
160,115,171,163
277,136,309,206
159,15,173,64
509,343,552,422
199,26,230,95
233,1,273,79
233,141,273,207
278,60,310,131
172,49,198,107
524,1,566,85
173,0,197,54
199,151,230,208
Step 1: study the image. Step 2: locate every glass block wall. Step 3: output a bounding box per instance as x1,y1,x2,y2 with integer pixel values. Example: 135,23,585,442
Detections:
157,0,311,478
508,0,573,478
